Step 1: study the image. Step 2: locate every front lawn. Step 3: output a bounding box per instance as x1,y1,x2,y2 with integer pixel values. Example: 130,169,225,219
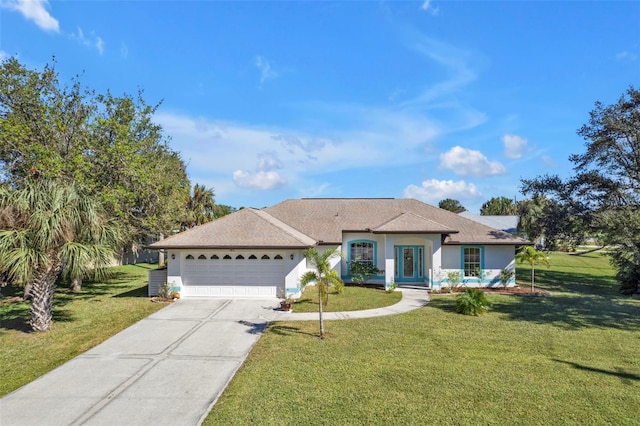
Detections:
205,251,640,424
0,264,166,397
291,284,402,313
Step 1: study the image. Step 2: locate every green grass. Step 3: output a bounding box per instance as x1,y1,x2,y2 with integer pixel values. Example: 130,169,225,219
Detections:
0,263,166,397
291,285,402,313
205,251,640,425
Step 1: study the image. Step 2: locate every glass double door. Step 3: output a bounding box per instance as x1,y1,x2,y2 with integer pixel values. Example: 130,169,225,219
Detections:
394,245,424,282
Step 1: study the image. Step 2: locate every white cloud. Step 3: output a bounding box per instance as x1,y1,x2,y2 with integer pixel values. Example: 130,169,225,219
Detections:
399,31,478,107
96,36,104,55
502,134,528,159
255,55,278,83
155,105,442,177
256,152,284,171
0,50,8,61
70,27,104,55
440,146,507,177
404,179,481,205
3,0,59,32
616,50,638,61
232,170,286,190
420,0,439,15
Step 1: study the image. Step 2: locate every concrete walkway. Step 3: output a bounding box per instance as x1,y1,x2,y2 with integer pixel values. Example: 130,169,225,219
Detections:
0,287,429,426
265,286,430,321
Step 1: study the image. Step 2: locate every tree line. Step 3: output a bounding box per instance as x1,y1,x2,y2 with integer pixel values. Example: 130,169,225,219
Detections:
0,57,232,330
439,87,640,294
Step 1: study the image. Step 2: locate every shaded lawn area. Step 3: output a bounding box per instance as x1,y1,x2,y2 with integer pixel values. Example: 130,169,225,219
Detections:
205,252,640,425
0,263,166,397
291,284,402,313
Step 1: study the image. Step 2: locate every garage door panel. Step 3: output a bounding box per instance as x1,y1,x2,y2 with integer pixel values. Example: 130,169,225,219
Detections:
181,286,276,298
181,257,283,298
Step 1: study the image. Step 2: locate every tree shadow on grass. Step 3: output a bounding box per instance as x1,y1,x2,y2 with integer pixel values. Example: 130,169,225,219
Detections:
530,268,619,297
266,324,317,338
0,297,75,333
426,297,458,314
0,300,31,333
113,284,148,298
490,293,640,331
552,359,640,384
428,265,640,331
0,270,143,333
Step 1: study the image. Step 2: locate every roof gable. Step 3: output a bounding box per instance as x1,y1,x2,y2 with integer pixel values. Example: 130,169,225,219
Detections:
371,212,458,234
149,208,316,249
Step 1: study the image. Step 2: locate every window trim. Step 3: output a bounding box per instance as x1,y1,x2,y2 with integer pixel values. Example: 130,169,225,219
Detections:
461,246,483,278
348,240,377,269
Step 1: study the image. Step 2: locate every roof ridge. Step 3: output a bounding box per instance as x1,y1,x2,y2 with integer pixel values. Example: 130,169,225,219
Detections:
373,211,454,232
251,209,316,246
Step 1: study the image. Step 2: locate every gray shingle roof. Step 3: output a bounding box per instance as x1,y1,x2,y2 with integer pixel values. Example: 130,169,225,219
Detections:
149,207,316,249
150,198,530,249
371,212,458,234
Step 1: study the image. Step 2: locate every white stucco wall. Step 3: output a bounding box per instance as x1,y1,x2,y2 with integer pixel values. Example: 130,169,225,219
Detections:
439,245,517,289
166,250,183,290
341,233,442,287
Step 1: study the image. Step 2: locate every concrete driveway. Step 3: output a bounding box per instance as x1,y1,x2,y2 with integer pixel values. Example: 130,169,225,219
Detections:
0,298,281,426
1,288,429,426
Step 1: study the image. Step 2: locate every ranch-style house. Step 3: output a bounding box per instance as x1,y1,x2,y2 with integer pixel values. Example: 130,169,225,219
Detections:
148,198,530,298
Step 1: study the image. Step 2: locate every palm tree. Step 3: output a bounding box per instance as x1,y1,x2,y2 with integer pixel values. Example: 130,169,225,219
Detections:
515,246,550,292
300,247,343,339
0,179,120,331
185,183,216,228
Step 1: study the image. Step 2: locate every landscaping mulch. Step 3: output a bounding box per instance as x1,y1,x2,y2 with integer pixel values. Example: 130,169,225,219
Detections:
433,286,552,297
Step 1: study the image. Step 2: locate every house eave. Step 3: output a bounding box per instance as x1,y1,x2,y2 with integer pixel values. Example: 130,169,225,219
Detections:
370,230,460,235
443,240,533,246
147,244,315,250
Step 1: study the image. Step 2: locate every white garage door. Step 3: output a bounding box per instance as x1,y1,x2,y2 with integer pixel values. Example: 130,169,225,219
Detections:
181,255,284,298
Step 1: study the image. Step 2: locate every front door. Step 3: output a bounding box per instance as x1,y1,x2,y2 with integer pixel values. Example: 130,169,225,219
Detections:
394,245,424,283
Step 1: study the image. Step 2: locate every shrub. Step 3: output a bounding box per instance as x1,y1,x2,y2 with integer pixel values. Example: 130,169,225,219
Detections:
500,268,514,288
456,288,491,316
386,281,397,293
332,281,345,295
446,271,461,293
157,282,171,300
349,261,382,285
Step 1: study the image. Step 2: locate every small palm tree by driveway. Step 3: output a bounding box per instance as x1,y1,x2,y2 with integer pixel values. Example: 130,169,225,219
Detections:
515,246,550,292
300,247,343,339
0,179,121,331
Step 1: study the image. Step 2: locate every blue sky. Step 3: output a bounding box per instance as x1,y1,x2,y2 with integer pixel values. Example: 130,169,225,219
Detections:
2,0,639,213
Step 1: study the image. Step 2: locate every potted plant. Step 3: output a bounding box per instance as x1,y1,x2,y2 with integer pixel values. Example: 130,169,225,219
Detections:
280,298,293,312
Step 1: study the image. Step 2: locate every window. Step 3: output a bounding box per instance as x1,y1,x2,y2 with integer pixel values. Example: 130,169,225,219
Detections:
223,255,232,259
198,255,207,259
249,255,257,259
236,255,244,259
274,255,283,260
211,255,219,259
261,255,270,260
350,241,375,265
463,247,482,277
185,255,194,260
